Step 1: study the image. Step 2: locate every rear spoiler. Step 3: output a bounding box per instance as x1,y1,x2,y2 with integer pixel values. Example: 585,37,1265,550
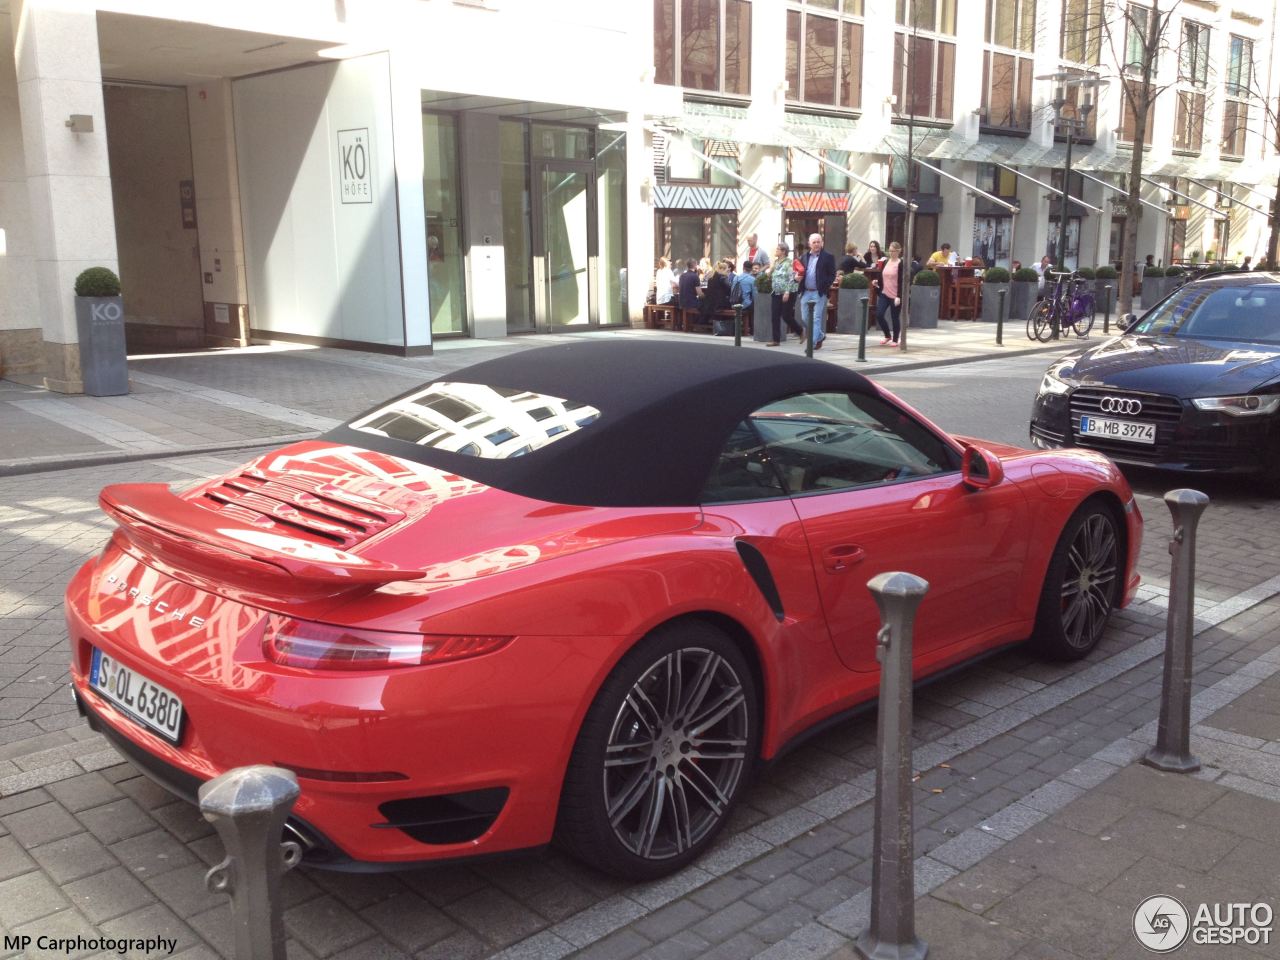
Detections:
100,483,425,600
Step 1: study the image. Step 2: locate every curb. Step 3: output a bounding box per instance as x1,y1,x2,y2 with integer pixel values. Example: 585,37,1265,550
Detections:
0,433,318,479
0,339,1081,478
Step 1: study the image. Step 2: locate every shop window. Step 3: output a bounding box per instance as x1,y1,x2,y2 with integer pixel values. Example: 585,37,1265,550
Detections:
657,211,738,265
423,111,467,336
889,157,940,195
785,1,864,110
654,0,751,97
1047,215,1081,271
978,164,1017,200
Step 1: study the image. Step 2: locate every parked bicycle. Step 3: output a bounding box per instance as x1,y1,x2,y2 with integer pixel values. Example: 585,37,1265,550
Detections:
1026,270,1096,342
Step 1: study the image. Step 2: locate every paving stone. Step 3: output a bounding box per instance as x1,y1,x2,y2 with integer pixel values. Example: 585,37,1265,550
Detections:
11,906,100,959
148,801,214,843
361,892,459,954
2,801,82,847
986,875,1131,958
1103,807,1239,872
443,886,546,948
414,928,491,960
633,930,715,960
1097,763,1229,819
915,895,1030,959
283,895,377,958
64,865,155,923
688,871,762,911
108,828,199,878
569,928,651,960
46,772,124,813
0,834,36,881
328,939,410,960
1000,822,1144,893
0,870,70,927
29,831,117,884
690,899,764,942
76,798,156,845
143,862,222,918
932,857,1038,915
100,902,201,959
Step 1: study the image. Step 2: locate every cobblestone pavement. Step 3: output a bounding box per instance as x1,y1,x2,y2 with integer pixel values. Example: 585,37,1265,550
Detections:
1,438,1278,958
1,324,1077,476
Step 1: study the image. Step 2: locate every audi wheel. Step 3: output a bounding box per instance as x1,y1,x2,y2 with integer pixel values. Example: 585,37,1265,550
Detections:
1032,501,1121,660
556,622,759,879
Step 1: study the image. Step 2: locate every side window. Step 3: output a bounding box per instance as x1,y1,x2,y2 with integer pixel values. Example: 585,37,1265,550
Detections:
701,420,788,503
749,391,955,494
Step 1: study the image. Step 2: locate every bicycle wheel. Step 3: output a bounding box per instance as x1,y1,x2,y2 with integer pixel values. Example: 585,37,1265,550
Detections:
1028,300,1055,342
1070,295,1096,337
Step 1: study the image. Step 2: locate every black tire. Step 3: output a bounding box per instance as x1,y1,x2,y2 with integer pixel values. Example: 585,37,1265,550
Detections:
1028,300,1055,342
555,621,759,880
1071,296,1096,337
1032,501,1122,660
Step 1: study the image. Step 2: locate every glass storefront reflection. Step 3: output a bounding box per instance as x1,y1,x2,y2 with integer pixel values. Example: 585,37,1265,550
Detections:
422,112,467,335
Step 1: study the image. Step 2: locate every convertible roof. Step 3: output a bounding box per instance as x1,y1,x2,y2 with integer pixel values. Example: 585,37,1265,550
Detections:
324,340,876,507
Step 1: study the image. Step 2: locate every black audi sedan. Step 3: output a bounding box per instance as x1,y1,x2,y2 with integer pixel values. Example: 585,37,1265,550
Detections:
1030,273,1280,479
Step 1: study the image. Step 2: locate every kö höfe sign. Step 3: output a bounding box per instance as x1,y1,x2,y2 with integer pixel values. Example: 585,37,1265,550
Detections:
338,127,372,204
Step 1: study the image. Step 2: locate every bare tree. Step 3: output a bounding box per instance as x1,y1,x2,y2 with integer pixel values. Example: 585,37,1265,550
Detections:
1215,37,1280,268
1101,1,1182,315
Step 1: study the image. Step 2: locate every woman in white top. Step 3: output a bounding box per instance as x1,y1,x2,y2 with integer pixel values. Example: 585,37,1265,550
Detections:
654,258,676,305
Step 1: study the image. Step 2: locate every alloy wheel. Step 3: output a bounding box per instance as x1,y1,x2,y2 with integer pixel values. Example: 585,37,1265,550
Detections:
602,647,749,860
1059,512,1118,649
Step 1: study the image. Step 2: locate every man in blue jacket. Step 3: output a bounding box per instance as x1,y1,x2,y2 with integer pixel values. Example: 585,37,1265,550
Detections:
798,233,836,350
731,260,756,311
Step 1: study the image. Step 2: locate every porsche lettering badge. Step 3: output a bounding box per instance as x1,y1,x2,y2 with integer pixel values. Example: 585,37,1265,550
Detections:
102,574,206,627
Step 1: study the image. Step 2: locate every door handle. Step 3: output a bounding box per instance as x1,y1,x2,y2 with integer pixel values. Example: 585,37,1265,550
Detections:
822,544,865,573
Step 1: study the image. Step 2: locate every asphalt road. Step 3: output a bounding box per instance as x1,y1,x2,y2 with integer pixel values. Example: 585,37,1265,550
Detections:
869,350,1061,449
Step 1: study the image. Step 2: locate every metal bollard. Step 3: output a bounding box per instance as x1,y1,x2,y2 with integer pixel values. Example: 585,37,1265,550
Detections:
855,572,930,960
1103,284,1113,335
1144,490,1210,774
733,303,743,347
805,302,815,359
996,288,1006,346
200,766,303,960
858,297,869,362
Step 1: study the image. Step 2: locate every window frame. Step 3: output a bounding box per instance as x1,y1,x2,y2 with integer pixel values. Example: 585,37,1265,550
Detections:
700,389,959,503
654,0,753,98
892,0,956,121
1221,34,1253,158
1059,0,1102,65
785,1,865,111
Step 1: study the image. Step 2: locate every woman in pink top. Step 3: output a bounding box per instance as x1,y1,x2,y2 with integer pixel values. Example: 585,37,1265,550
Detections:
876,241,904,344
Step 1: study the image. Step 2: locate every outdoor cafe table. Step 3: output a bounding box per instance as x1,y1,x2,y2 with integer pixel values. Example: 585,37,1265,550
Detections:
933,265,981,320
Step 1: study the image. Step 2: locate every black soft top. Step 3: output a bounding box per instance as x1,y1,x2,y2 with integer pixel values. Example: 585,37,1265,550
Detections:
323,340,877,507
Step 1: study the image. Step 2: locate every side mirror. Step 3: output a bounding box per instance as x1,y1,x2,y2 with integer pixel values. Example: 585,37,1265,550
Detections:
961,445,1005,490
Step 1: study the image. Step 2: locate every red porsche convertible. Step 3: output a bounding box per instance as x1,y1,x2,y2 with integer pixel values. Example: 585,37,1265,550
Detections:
66,341,1141,879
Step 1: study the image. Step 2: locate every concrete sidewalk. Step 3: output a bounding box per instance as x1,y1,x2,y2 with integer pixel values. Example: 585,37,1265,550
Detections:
0,322,1082,476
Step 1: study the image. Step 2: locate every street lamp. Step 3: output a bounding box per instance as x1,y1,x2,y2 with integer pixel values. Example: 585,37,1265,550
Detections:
1038,71,1107,339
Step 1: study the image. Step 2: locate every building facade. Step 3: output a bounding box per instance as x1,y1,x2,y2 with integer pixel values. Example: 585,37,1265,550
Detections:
1,0,1277,390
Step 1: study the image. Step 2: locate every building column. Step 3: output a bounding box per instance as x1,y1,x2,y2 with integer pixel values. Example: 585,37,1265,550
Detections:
13,0,118,393
187,79,250,347
0,8,43,375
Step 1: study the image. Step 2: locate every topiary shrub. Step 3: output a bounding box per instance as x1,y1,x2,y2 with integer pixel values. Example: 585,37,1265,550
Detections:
755,273,772,294
74,267,121,297
1189,250,1201,262
983,266,1011,283
1077,266,1096,280
1013,267,1040,282
1165,265,1185,277
912,268,941,286
1143,265,1163,277
1095,265,1119,279
840,271,870,289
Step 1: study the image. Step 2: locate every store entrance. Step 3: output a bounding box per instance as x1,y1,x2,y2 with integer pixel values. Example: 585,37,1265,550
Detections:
533,159,597,331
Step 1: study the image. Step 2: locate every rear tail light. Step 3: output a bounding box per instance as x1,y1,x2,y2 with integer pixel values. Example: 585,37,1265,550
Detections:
263,617,513,670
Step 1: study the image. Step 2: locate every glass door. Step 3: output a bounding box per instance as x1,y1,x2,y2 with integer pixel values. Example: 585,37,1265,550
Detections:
534,160,597,331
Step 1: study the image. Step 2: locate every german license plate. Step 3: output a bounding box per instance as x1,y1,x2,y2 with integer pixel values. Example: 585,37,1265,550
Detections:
89,647,185,744
1078,415,1156,445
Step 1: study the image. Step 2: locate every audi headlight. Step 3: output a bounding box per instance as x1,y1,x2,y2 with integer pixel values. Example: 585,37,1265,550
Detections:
1038,365,1075,397
1191,395,1280,417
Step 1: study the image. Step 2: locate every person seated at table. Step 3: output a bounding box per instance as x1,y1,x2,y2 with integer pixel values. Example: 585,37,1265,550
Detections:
678,259,702,310
1012,259,1023,272
700,260,732,322
654,257,676,306
839,242,862,274
926,243,953,268
1034,254,1053,296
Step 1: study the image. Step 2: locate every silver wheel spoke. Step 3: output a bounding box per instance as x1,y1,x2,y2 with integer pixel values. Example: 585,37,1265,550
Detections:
662,653,683,726
688,736,747,761
605,740,653,768
689,685,745,736
608,767,657,825
626,686,663,736
666,775,694,853
636,775,667,857
680,758,729,815
680,652,721,723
